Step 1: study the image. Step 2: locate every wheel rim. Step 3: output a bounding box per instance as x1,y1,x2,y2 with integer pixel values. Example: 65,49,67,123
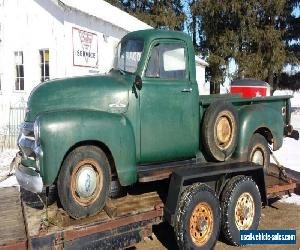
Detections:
70,159,103,206
215,112,234,150
235,192,255,230
189,202,214,246
251,148,264,166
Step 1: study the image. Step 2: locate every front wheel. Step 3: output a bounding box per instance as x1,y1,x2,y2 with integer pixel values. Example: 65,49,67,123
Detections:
175,183,221,249
57,146,111,219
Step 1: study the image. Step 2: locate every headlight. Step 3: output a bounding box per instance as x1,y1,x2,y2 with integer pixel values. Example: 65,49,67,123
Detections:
34,118,40,145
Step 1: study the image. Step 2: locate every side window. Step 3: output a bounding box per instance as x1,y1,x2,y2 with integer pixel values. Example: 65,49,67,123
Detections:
145,43,187,80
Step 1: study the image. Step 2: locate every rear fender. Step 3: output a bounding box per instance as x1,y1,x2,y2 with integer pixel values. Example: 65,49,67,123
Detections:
234,104,283,159
38,110,137,186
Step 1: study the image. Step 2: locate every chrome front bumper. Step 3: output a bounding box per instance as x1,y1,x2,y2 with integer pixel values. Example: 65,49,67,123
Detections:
15,164,43,193
15,122,44,193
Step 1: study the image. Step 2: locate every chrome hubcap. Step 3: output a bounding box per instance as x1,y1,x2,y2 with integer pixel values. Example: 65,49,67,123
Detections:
75,165,97,198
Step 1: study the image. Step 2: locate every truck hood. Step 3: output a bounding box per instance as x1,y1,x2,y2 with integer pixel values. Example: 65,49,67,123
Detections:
26,71,132,122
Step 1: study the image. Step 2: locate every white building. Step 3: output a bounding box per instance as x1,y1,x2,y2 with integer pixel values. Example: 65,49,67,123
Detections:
0,0,207,129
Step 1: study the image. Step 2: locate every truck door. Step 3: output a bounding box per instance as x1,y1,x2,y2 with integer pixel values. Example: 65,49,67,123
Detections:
139,41,198,163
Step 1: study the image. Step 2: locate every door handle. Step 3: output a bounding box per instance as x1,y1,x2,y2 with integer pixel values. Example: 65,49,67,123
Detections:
181,88,192,93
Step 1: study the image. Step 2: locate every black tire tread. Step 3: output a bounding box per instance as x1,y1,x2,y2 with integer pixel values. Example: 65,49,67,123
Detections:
174,183,221,249
220,175,261,246
202,101,239,161
57,145,111,219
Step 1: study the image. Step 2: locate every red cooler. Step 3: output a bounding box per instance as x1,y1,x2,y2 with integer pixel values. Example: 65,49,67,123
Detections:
230,79,270,98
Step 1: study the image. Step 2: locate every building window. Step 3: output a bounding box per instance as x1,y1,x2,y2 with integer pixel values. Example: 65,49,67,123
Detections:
15,51,24,91
40,49,49,82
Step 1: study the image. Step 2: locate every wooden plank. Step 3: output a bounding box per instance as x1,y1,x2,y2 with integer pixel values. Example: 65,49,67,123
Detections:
23,190,163,238
0,187,27,249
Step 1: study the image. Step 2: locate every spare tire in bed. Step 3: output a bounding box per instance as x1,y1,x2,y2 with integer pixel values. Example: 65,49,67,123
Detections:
202,101,238,161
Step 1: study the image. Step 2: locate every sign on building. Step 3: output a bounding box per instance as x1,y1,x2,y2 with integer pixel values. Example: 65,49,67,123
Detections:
72,27,98,68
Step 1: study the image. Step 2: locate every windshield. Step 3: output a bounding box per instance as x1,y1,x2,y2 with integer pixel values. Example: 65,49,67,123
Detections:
115,39,144,73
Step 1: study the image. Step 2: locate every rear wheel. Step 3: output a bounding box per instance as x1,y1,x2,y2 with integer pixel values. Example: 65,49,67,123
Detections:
57,146,111,219
220,176,261,245
175,183,221,249
248,133,270,173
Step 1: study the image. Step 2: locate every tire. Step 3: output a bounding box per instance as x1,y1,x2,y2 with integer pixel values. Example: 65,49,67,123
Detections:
175,183,221,250
202,101,238,161
110,178,127,198
220,176,261,246
248,133,270,174
57,146,111,219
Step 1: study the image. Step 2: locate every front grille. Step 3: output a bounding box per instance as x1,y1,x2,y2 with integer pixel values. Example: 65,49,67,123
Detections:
18,122,35,158
20,122,34,137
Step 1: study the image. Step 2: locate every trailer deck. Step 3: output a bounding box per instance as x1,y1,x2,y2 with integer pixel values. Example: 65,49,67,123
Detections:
0,165,297,250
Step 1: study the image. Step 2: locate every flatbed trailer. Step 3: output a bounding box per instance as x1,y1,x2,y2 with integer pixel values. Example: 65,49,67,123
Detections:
0,162,297,250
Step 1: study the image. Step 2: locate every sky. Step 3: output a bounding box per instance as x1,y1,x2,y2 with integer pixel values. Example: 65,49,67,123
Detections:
293,5,300,16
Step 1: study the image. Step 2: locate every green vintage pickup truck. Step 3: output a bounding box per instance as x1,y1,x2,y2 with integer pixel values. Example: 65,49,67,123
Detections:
15,29,298,219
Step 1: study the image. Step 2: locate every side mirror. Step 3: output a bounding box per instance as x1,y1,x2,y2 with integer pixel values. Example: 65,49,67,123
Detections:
134,75,142,90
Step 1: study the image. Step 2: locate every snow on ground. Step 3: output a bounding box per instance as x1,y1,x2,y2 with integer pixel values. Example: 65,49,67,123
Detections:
0,175,18,188
0,149,18,188
270,111,300,173
0,149,17,176
279,193,300,205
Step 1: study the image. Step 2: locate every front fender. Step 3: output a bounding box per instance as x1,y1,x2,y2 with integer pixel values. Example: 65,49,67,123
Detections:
234,104,284,159
38,110,137,186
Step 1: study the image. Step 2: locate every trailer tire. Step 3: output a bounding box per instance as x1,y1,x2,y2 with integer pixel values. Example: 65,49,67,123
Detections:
248,133,270,174
175,183,221,250
220,176,261,245
202,101,238,161
57,146,111,219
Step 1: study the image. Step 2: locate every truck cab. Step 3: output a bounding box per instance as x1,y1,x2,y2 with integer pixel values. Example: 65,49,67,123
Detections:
122,30,199,163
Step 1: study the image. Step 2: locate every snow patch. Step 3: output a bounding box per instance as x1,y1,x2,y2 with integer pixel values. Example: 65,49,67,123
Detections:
270,111,300,173
279,193,300,205
0,175,19,189
0,149,18,181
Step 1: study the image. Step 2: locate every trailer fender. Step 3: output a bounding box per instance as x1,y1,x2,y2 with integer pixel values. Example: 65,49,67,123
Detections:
164,162,267,226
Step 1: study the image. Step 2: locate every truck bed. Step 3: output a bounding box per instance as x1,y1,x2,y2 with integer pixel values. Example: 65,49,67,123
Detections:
0,165,297,250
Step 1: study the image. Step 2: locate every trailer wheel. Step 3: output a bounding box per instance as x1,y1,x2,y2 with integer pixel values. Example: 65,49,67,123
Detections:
202,101,238,161
220,176,261,245
57,146,111,219
248,133,270,173
175,183,221,249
